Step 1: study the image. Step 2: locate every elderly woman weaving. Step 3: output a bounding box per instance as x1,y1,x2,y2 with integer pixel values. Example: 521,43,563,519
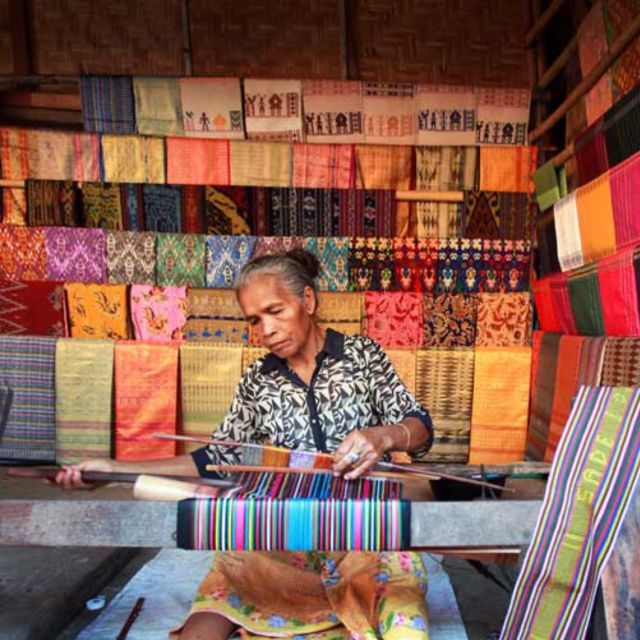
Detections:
57,249,434,640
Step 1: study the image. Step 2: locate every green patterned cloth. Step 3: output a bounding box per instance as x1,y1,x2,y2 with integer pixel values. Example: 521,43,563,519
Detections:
567,265,605,336
156,233,206,287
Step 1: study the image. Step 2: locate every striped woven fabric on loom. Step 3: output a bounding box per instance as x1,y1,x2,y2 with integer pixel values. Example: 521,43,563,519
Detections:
177,497,410,551
232,469,402,500
500,386,640,640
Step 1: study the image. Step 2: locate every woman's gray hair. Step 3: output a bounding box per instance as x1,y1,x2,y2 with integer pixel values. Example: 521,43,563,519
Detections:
234,248,320,300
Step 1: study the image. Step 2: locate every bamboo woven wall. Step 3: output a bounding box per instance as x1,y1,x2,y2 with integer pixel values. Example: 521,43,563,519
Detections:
30,0,185,75
21,0,529,85
0,0,12,75
190,0,342,79
351,0,529,86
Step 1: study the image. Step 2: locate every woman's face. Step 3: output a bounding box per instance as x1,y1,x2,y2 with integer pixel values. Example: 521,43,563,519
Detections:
238,274,317,359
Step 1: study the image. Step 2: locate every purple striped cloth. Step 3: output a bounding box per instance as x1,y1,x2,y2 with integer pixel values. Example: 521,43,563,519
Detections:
0,336,56,462
79,75,136,134
501,386,640,640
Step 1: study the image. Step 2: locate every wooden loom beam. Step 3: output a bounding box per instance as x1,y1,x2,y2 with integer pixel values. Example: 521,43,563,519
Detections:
529,9,640,142
0,499,542,550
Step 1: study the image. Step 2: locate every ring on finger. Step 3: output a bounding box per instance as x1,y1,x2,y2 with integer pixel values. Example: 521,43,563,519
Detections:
346,450,360,465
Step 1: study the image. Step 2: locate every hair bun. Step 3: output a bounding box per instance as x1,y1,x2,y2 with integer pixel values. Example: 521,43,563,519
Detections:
285,248,320,280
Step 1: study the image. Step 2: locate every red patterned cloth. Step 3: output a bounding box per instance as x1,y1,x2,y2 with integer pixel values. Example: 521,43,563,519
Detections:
0,226,47,281
574,119,609,185
364,292,424,347
292,144,355,189
392,237,432,292
597,248,640,335
0,280,66,336
181,186,205,233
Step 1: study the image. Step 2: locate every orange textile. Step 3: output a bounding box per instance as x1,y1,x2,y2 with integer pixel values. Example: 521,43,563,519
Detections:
166,137,231,185
355,145,412,190
479,146,537,193
545,335,584,462
468,346,532,464
114,341,178,461
65,283,129,339
171,551,429,639
576,173,616,263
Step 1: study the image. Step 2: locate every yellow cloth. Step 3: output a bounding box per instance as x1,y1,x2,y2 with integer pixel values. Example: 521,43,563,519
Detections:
468,346,532,464
172,551,429,640
179,342,243,454
55,338,114,464
230,141,291,187
242,346,270,372
316,291,364,336
386,349,417,395
65,283,129,339
101,134,165,183
576,172,616,263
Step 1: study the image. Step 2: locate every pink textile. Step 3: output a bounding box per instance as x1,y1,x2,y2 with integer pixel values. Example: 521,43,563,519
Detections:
610,151,640,250
364,292,424,347
130,285,187,343
166,137,231,185
291,143,355,189
549,272,577,335
597,248,640,336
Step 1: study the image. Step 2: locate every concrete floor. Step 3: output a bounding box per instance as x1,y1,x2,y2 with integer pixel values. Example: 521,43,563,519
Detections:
0,470,544,640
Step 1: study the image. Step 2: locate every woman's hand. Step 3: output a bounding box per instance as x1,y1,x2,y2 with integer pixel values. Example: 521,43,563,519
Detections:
332,428,393,480
52,458,115,491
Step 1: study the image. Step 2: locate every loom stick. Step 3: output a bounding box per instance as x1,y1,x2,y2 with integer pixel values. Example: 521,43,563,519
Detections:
204,463,408,480
116,597,145,640
156,434,514,493
4,466,238,489
205,462,513,494
375,460,515,494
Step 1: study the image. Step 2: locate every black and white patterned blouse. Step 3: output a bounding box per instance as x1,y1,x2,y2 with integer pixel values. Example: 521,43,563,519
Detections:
192,329,433,476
